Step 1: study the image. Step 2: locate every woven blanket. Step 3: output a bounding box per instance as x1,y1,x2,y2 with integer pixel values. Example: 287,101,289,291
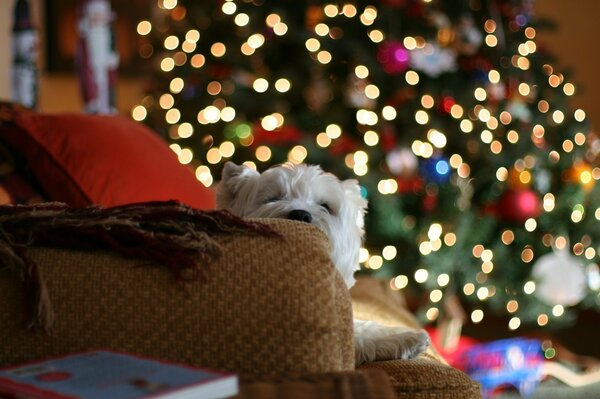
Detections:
0,201,278,330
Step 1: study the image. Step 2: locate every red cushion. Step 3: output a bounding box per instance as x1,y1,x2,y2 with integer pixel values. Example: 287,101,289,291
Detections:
0,113,215,209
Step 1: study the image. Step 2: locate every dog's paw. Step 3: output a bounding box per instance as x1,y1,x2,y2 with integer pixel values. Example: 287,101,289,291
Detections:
354,321,430,365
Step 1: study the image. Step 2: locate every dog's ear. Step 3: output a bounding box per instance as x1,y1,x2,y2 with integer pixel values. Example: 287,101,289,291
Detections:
216,162,260,209
342,179,368,229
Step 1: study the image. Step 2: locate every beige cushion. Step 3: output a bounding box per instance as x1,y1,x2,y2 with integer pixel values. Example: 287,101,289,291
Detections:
352,277,482,399
0,219,354,381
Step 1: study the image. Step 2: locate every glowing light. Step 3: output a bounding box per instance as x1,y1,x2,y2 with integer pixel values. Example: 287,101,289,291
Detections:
363,130,379,146
414,269,429,283
415,110,429,125
367,255,383,269
273,23,288,36
405,70,420,85
275,78,291,92
191,54,205,68
305,38,320,52
365,84,380,99
160,57,175,72
234,13,249,26
222,1,236,14
137,21,152,35
382,246,397,260
430,289,443,303
210,42,226,57
427,129,446,148
255,146,272,162
170,77,184,94
552,305,564,317
471,309,484,323
206,148,222,164
178,148,193,164
509,317,521,330
355,65,369,79
178,122,193,138
165,108,181,124
195,165,213,187
248,33,265,49
392,275,409,290
164,35,179,50
382,106,397,120
132,105,147,121
288,145,308,164
186,30,200,43
317,50,332,64
253,78,269,93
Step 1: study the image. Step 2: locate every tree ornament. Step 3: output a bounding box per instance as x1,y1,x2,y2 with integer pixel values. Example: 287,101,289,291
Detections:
410,43,457,77
386,147,418,177
532,250,587,306
420,155,451,184
377,40,410,75
497,189,540,223
11,0,38,109
565,161,595,191
507,168,532,190
453,14,483,55
345,75,375,109
505,99,532,123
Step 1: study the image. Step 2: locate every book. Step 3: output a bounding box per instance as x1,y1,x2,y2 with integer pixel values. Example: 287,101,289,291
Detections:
0,350,238,399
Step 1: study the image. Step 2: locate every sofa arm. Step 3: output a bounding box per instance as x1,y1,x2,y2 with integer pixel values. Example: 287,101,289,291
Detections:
0,219,354,380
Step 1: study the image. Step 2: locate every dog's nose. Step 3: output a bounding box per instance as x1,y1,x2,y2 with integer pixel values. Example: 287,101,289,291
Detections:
287,209,313,223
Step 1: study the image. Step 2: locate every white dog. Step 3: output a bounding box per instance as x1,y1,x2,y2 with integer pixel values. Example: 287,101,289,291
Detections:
217,162,430,365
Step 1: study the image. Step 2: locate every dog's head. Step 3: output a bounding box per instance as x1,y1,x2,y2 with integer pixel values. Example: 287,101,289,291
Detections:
217,162,367,288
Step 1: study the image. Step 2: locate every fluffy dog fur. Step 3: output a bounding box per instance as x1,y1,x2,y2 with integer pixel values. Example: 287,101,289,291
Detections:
217,162,430,365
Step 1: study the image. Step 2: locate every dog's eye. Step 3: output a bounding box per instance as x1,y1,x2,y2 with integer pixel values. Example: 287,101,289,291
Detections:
265,196,281,204
320,203,332,213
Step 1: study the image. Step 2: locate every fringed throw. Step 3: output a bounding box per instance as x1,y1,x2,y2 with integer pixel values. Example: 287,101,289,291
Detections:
0,200,279,331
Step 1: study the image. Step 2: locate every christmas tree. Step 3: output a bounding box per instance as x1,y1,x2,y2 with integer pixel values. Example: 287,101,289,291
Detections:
135,0,600,332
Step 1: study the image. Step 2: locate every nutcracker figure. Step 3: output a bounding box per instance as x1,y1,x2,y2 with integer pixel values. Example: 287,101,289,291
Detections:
75,0,119,114
11,0,38,109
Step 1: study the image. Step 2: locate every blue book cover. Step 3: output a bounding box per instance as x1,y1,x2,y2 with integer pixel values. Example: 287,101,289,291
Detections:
0,350,238,399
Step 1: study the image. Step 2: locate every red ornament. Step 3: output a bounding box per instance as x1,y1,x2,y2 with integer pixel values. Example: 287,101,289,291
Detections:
497,189,541,223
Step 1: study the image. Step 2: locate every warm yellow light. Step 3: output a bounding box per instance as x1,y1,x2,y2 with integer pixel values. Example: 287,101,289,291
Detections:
248,33,265,49
165,108,181,124
178,148,193,164
137,20,152,35
355,65,369,79
191,54,205,68
234,13,249,26
275,78,291,93
255,146,272,162
316,132,332,147
178,122,193,138
315,23,329,36
405,70,420,85
415,110,429,125
160,57,175,72
131,105,147,121
363,130,379,146
317,50,332,64
195,165,213,187
253,78,269,93
273,23,288,36
222,1,236,15
305,38,320,52
382,246,397,260
382,105,397,120
471,309,484,323
211,42,226,57
170,77,184,94
288,145,308,164
185,30,200,43
365,84,380,99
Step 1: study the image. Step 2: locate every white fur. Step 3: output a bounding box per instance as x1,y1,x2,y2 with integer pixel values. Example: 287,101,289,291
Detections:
217,162,429,365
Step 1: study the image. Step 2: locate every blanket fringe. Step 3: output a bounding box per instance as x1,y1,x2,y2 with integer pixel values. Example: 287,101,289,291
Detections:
0,201,279,332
